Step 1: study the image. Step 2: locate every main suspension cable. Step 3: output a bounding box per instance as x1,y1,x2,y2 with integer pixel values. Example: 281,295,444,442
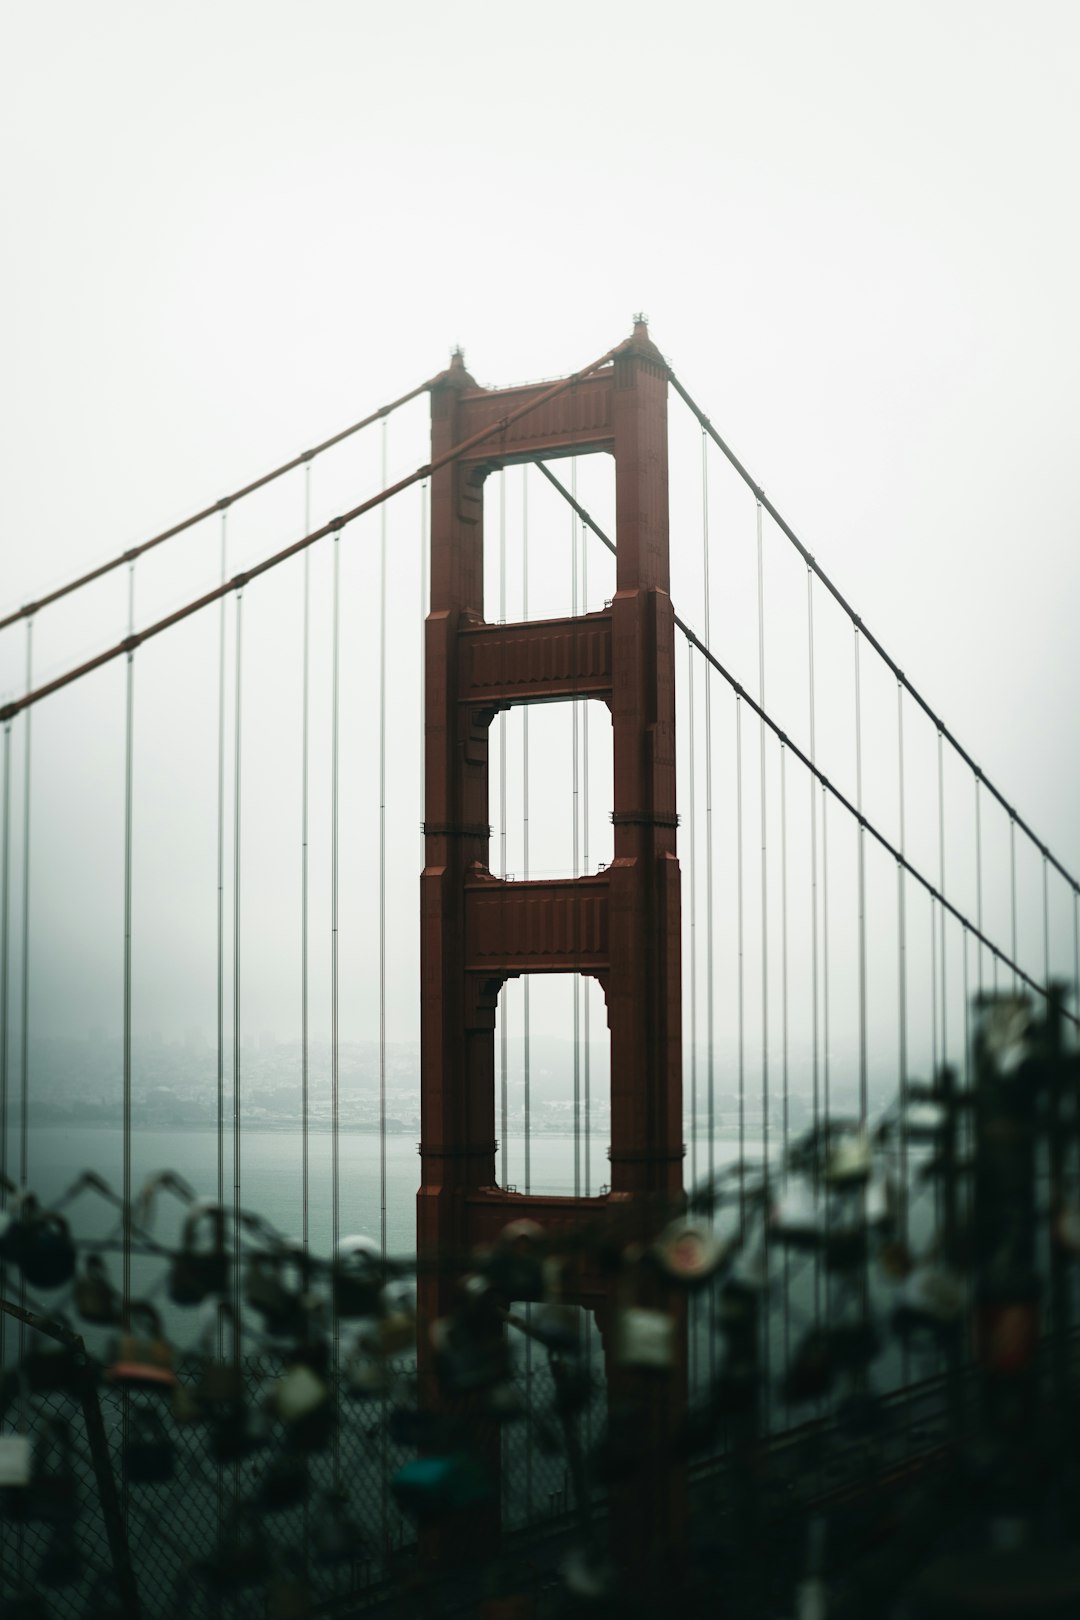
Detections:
0,375,441,635
532,460,1068,1018
2,339,632,731
666,366,1080,902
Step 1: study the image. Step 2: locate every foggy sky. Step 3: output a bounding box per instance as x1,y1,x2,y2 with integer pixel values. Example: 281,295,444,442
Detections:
1,2,1078,1102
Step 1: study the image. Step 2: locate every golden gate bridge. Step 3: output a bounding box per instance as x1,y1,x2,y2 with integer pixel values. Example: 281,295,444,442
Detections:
0,318,1078,1617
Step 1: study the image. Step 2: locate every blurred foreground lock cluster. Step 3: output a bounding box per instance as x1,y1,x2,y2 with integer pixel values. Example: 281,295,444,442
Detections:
2,991,1080,1617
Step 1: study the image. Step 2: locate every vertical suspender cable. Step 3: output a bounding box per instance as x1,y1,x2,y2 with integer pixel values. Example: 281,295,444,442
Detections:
522,470,531,1199
897,684,908,1245
216,516,227,1225
1074,891,1079,1015
1009,817,1017,993
571,460,581,1199
808,570,821,1326
499,472,508,1186
522,466,533,1521
1,721,11,1368
582,506,591,1197
756,501,769,1183
736,695,745,1230
330,530,340,1316
301,472,311,1255
330,527,341,1494
780,737,790,1376
122,565,135,1309
702,432,716,1202
755,498,770,1420
938,731,948,1069
975,775,983,996
688,643,698,1389
232,591,243,1323
379,420,388,1255
18,622,32,1360
855,629,867,1122
1043,854,1050,1010
688,645,698,1193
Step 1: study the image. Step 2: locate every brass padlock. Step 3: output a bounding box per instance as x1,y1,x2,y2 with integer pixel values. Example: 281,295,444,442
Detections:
105,1302,177,1393
196,1303,246,1413
169,1200,228,1306
75,1256,120,1326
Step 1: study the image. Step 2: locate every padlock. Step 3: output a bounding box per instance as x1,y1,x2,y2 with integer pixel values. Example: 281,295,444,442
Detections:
4,1198,77,1290
27,1419,79,1524
345,1341,392,1398
391,1453,494,1521
975,1275,1040,1375
122,1405,174,1485
170,1381,204,1425
824,1127,872,1187
268,1350,333,1451
432,1312,508,1395
1054,1203,1080,1256
169,1199,228,1305
771,1183,824,1250
614,1307,676,1372
21,1325,88,1396
562,1546,615,1601
333,1234,383,1318
312,1488,366,1564
0,1434,33,1521
891,1264,966,1342
485,1219,547,1302
903,1097,948,1141
372,1276,416,1354
196,1303,246,1414
257,1454,309,1512
75,1255,120,1326
245,1250,308,1338
105,1302,177,1392
783,1330,834,1403
529,1302,582,1353
653,1217,727,1286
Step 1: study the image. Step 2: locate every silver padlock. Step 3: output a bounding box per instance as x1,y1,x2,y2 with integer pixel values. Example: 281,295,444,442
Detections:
614,1307,676,1371
0,1435,32,1487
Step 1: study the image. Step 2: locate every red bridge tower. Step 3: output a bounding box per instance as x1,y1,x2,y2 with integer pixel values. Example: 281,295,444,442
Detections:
418,319,686,1578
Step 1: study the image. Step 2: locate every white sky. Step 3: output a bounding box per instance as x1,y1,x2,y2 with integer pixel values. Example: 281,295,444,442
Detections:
1,2,1078,1082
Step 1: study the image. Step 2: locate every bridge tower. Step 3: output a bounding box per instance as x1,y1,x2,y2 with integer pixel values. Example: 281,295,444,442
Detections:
418,319,686,1582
